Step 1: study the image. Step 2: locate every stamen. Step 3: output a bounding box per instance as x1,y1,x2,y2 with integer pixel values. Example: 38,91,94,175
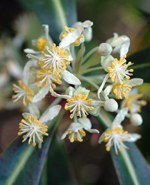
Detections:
12,80,34,106
18,116,48,146
124,93,147,114
37,38,47,51
107,56,133,84
65,94,94,118
112,83,131,99
38,43,70,73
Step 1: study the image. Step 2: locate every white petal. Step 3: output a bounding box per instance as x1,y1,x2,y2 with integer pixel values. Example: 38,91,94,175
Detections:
27,54,39,60
72,21,82,28
124,133,141,142
98,74,109,98
61,70,81,85
98,132,107,143
28,103,40,118
74,86,89,96
112,108,128,127
51,91,72,99
69,122,83,132
85,128,99,134
103,85,113,97
65,86,75,97
68,53,73,61
61,131,68,140
59,28,83,48
39,105,61,123
32,87,49,103
42,24,53,44
120,39,130,58
23,60,32,84
127,78,143,87
78,118,92,129
24,48,40,54
83,27,92,42
82,20,93,28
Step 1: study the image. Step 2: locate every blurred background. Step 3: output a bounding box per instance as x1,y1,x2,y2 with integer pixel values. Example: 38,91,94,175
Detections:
0,0,150,184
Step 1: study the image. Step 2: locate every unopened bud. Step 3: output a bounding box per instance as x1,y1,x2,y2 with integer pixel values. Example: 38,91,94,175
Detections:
130,113,143,126
98,43,112,56
104,99,118,112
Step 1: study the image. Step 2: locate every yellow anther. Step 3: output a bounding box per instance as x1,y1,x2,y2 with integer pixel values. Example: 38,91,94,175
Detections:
112,83,131,99
65,94,94,118
37,38,47,51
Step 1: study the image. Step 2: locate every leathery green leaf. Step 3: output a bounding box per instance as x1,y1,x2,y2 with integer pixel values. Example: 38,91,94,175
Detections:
111,143,150,185
19,0,77,43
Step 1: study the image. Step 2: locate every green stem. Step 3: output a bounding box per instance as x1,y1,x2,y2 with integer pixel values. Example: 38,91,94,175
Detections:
52,0,67,29
80,76,99,89
82,66,103,74
82,47,98,64
71,45,76,71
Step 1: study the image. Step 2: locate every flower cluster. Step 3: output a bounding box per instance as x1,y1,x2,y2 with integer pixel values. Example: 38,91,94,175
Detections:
12,20,146,154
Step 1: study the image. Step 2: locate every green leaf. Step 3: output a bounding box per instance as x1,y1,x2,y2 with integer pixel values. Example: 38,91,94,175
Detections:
127,46,150,83
47,136,76,185
111,143,150,185
19,0,77,43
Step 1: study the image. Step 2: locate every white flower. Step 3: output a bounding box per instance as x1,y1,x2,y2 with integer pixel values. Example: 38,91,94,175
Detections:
18,115,48,146
123,88,146,114
12,61,34,106
19,105,61,146
72,20,93,42
39,44,72,73
103,78,143,100
52,86,118,117
61,118,99,142
99,108,141,154
106,33,130,55
59,20,93,47
52,86,94,119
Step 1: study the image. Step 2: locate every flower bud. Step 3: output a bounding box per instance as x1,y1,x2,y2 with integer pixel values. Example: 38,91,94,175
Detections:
98,43,112,56
104,99,118,112
101,55,114,72
130,113,143,126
